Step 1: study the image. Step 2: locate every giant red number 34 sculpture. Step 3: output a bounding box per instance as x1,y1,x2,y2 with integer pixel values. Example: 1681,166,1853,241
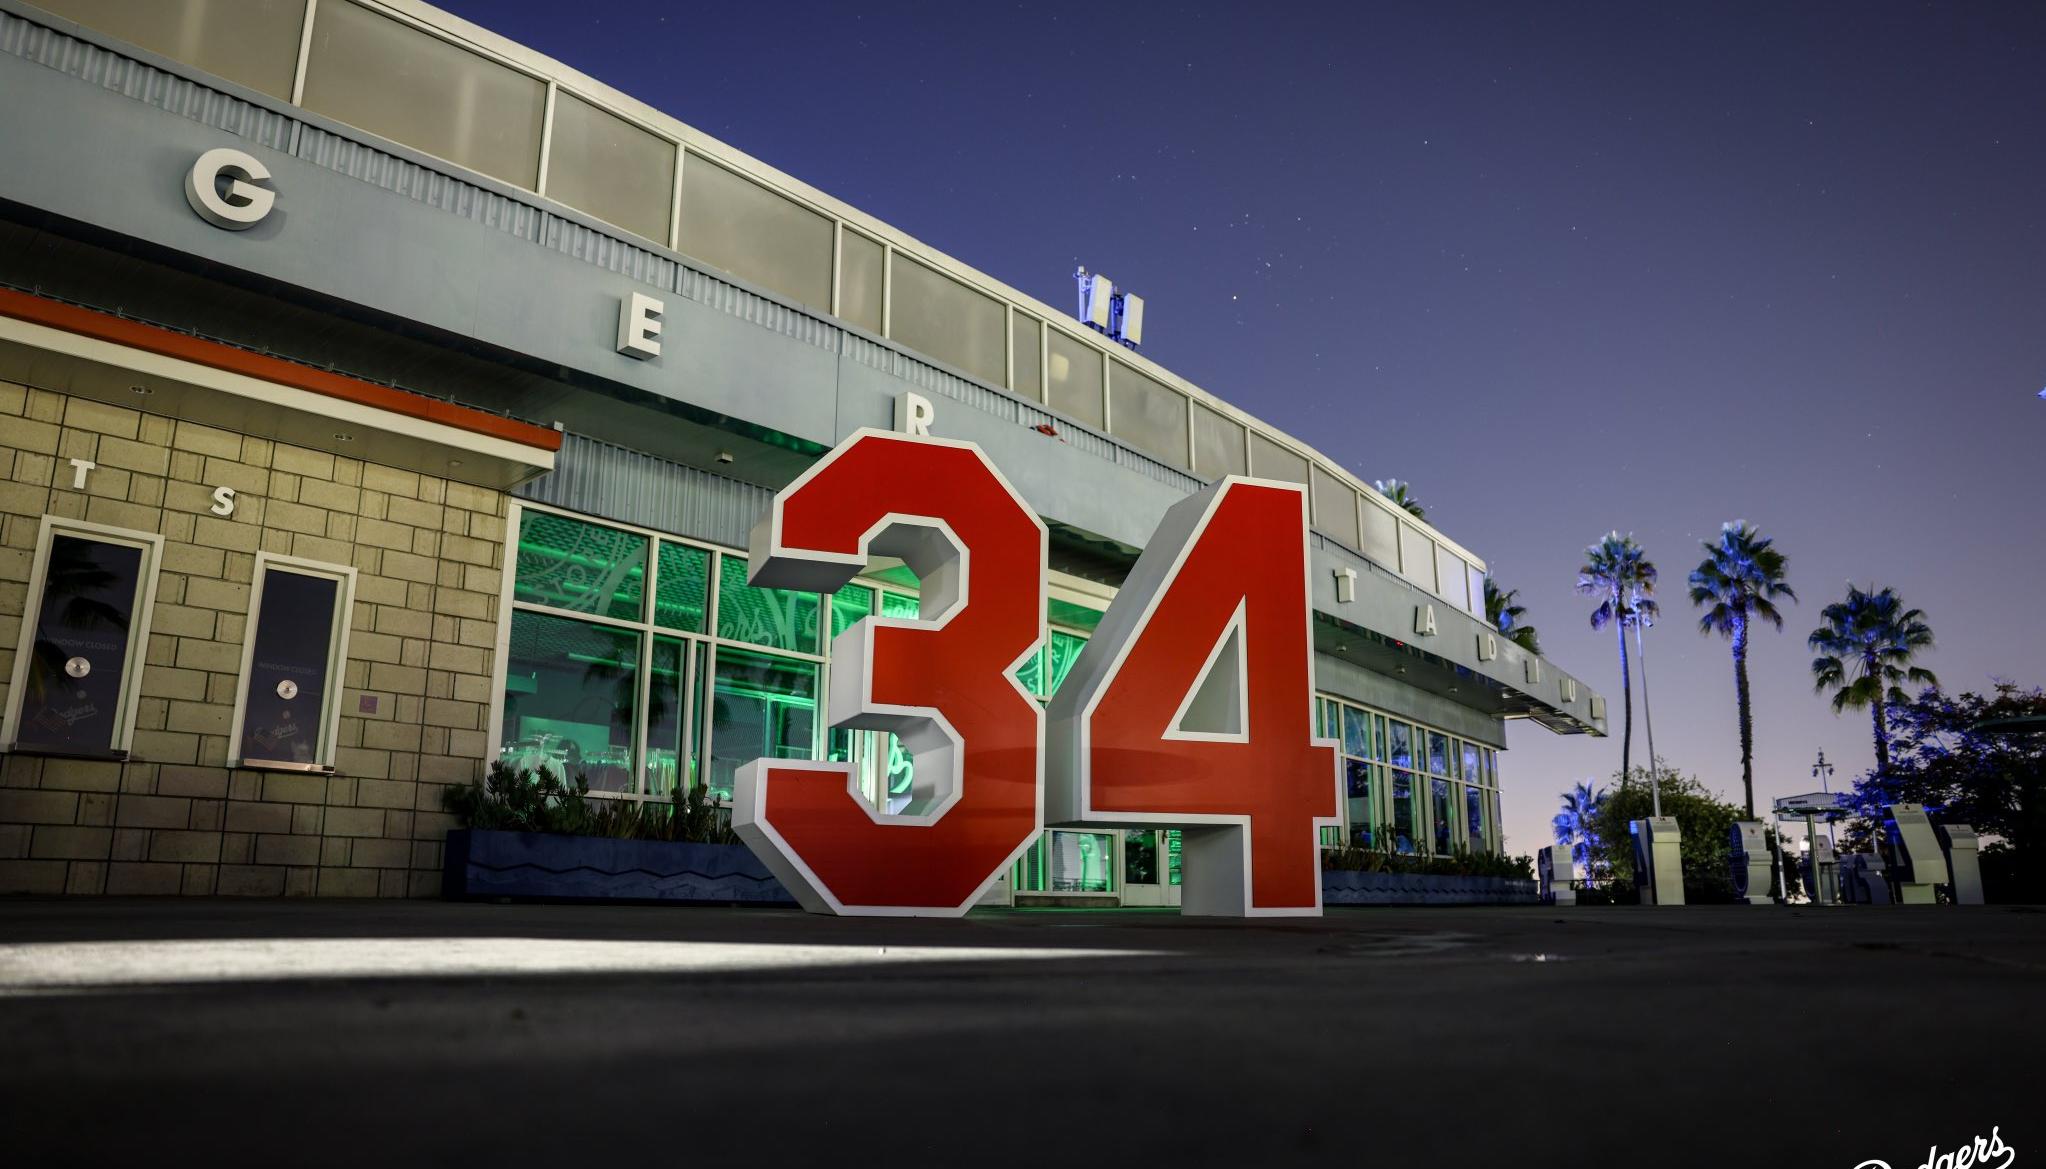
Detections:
735,429,1339,918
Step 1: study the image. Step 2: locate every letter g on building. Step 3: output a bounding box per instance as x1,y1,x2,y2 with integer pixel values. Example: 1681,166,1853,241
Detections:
185,147,276,230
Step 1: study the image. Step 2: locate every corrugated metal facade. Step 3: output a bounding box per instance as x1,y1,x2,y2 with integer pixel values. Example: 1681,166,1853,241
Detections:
514,433,773,550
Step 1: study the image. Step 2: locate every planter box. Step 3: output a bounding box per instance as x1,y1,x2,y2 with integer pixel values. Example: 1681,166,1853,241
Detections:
1322,870,1539,906
442,828,796,905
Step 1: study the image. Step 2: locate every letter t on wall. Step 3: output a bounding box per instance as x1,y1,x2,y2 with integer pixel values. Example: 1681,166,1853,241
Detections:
617,292,665,359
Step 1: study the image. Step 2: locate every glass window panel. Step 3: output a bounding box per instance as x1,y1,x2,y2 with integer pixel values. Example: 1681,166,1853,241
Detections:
500,611,639,794
1045,329,1104,428
1046,630,1087,697
677,156,833,308
1467,784,1488,854
716,555,820,654
1108,361,1189,469
1388,721,1413,769
887,255,1006,385
1374,714,1387,761
1462,741,1481,785
514,511,646,622
838,230,885,334
1345,758,1374,850
1191,404,1246,479
1428,731,1450,776
1015,647,1046,698
1314,697,1337,741
646,635,702,797
1399,524,1438,591
15,535,145,755
1432,778,1455,854
1341,705,1370,759
1248,431,1309,486
1310,465,1360,549
1166,829,1182,886
653,541,709,633
38,0,306,98
709,647,818,801
880,591,920,620
1012,312,1043,401
545,91,674,242
1360,498,1400,569
302,1,545,188
1468,564,1488,618
1390,770,1417,854
1049,830,1115,893
1436,545,1470,610
237,569,342,766
829,585,873,643
1123,828,1159,885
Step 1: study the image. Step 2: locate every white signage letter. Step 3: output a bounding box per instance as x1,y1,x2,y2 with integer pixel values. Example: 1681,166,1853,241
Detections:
185,147,275,230
210,486,237,516
894,391,935,436
616,292,665,360
67,457,95,490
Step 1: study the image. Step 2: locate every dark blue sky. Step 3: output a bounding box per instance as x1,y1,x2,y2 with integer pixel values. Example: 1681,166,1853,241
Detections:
445,0,2046,852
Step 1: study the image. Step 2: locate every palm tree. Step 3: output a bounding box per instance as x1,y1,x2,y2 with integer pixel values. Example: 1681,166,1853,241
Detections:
1576,532,1656,778
1808,584,1937,774
1552,779,1606,884
1373,479,1425,520
1688,521,1797,816
1483,578,1542,654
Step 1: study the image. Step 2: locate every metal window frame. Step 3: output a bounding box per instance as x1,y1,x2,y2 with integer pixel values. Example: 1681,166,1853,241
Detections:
0,516,165,759
226,552,358,772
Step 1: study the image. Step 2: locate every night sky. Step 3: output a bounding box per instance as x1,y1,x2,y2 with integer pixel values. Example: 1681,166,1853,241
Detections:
444,0,2046,854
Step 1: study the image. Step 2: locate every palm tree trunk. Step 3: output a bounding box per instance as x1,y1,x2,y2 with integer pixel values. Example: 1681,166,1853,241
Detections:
1733,612,1754,817
1871,682,1891,774
1617,619,1633,779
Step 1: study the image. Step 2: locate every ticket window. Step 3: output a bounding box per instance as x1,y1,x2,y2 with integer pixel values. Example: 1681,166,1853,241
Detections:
2,520,162,758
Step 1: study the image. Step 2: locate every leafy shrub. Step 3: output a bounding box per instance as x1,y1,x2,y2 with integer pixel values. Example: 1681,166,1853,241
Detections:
442,759,738,845
1321,845,1533,880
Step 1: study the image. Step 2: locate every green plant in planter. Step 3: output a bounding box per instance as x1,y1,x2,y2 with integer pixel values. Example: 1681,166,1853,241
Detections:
442,761,740,846
442,759,595,834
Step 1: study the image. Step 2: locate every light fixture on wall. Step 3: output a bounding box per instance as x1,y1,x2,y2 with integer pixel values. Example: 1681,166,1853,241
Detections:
715,450,735,464
128,384,152,396
333,432,354,442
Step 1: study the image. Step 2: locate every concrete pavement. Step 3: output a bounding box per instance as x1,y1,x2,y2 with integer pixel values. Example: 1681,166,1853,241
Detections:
1,899,2038,1168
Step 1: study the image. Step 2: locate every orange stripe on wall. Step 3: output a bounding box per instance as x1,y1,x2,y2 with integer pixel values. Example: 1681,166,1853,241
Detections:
0,287,563,453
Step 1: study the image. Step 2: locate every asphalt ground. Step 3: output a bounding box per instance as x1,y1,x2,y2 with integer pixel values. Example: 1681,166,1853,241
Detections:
0,899,2038,1169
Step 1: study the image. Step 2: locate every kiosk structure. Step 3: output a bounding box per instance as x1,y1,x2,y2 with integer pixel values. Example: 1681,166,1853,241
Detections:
1729,821,1773,905
1937,823,1984,905
1630,817,1684,905
1883,804,1950,905
1772,791,1850,905
1538,846,1576,907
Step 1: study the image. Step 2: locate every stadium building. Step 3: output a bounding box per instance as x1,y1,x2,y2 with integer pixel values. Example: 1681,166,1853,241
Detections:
0,0,1603,902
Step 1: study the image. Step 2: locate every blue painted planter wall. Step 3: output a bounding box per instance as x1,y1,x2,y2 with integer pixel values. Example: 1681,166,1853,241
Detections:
442,829,796,905
1322,870,1538,906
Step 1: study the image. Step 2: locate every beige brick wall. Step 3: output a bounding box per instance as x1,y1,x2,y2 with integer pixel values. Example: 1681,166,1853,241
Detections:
0,383,506,897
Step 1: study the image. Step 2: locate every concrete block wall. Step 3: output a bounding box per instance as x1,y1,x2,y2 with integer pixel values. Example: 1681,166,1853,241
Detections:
0,381,505,896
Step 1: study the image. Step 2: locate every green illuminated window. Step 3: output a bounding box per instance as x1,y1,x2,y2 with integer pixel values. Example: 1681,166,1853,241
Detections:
708,646,818,801
653,541,710,633
646,636,708,797
500,610,640,793
514,510,647,621
830,585,873,643
1431,777,1454,854
881,590,919,619
716,554,821,654
1046,630,1086,696
1346,758,1375,849
1015,648,1045,697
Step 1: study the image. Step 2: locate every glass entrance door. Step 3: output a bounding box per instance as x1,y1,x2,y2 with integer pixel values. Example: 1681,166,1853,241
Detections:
1119,829,1182,907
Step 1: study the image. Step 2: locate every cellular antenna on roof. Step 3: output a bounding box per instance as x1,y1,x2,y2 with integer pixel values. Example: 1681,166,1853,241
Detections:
1073,266,1145,350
